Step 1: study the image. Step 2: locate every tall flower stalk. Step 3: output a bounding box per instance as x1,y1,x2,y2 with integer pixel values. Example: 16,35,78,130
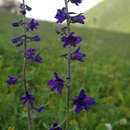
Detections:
64,0,71,129
22,0,32,129
7,0,46,129
54,0,95,129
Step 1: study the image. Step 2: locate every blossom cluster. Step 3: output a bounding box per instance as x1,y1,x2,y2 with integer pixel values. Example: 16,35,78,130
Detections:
26,48,42,63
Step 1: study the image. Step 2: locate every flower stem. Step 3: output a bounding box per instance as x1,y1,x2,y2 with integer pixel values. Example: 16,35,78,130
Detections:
22,0,32,130
27,103,32,130
23,0,27,92
64,0,71,130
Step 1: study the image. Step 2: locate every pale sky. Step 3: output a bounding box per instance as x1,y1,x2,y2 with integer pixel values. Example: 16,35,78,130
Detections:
18,0,102,21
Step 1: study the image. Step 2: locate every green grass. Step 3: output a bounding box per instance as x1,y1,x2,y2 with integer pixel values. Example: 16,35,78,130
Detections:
0,9,130,130
85,0,130,33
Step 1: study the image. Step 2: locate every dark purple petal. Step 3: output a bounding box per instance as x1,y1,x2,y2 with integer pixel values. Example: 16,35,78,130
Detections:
72,36,82,47
36,106,47,112
56,30,60,35
20,91,35,107
61,32,82,47
12,35,25,47
71,13,85,24
50,123,62,130
57,86,63,95
6,76,18,85
20,4,26,15
71,47,85,62
51,83,58,92
79,89,86,97
20,96,28,104
35,54,42,63
83,96,95,112
70,0,83,5
11,20,24,27
31,35,40,42
26,19,39,31
26,49,42,63
48,80,55,86
75,105,83,114
55,8,67,24
85,96,95,106
53,123,58,127
54,72,59,80
20,4,32,15
29,97,35,106
26,48,35,59
12,22,19,27
84,105,89,112
73,89,94,114
48,72,64,94
26,5,32,11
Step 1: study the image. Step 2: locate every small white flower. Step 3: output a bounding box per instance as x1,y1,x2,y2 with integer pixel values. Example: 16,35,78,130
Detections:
120,118,127,125
105,123,112,130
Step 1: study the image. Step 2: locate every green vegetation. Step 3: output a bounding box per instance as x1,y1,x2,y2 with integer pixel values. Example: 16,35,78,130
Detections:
85,0,130,33
0,6,130,130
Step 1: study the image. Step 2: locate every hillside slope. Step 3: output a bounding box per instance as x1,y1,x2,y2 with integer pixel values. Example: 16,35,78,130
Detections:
85,0,130,33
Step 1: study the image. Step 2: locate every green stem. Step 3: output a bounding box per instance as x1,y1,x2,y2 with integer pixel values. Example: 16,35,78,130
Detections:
64,0,71,130
22,0,32,130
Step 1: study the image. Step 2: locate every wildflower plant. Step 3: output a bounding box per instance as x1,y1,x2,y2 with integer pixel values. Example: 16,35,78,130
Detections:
7,0,95,129
52,0,95,129
8,0,45,129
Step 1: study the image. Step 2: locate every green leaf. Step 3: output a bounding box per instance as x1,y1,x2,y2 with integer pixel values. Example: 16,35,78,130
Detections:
96,123,106,130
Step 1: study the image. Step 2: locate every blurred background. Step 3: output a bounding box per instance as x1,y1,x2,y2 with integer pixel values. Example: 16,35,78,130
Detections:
0,0,130,130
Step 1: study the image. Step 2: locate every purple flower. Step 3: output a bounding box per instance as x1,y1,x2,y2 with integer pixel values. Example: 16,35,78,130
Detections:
20,4,26,15
21,91,35,107
6,76,17,85
30,35,40,42
20,4,32,15
35,54,42,63
56,30,60,35
12,35,25,47
26,48,35,59
70,0,83,5
36,106,47,112
26,19,39,31
55,8,67,24
71,47,85,62
71,13,85,24
48,72,64,95
61,32,82,47
73,89,94,114
50,123,62,130
25,5,32,11
26,48,42,63
12,20,24,27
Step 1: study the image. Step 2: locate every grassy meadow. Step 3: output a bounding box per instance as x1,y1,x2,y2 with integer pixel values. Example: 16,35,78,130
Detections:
0,1,130,129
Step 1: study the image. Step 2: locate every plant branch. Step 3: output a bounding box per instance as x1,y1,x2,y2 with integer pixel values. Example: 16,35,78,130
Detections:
22,0,32,130
64,0,71,130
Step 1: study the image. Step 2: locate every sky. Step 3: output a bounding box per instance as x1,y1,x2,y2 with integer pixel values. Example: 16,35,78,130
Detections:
18,0,102,21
